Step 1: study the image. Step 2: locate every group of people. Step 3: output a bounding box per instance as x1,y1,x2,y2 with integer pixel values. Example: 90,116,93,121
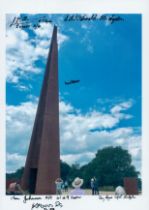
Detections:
55,177,85,195
55,176,126,197
55,176,100,195
55,178,68,194
55,176,99,195
7,177,126,196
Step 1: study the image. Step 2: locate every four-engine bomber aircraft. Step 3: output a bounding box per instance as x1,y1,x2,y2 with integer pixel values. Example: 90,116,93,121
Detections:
65,80,80,85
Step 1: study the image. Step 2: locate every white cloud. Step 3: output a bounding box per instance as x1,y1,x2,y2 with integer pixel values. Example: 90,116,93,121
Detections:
6,99,141,172
59,101,74,114
34,22,68,46
6,101,37,165
61,152,95,166
34,23,53,38
6,153,26,173
13,84,32,92
111,100,133,114
6,27,41,83
7,153,25,162
6,16,68,84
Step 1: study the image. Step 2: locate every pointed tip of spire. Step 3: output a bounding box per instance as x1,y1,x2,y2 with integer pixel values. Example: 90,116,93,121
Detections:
52,25,57,38
53,24,57,32
54,24,57,29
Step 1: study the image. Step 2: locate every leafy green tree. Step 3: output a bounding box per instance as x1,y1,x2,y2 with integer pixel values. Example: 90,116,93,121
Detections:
6,167,24,180
80,146,139,187
60,160,71,181
6,147,140,189
66,163,82,185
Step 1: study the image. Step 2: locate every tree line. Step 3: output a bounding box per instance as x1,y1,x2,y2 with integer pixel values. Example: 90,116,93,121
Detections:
6,146,141,189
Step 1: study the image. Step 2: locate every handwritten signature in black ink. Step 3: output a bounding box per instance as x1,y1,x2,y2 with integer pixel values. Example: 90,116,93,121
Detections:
23,194,42,203
31,201,63,210
9,16,52,29
98,194,136,201
64,14,124,24
31,203,54,210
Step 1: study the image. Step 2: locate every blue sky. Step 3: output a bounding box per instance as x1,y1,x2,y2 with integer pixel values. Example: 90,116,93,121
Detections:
6,14,141,173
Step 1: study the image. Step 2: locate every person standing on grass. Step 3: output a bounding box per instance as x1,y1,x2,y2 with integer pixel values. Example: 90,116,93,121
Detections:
91,178,95,195
93,177,99,195
64,180,68,192
91,177,99,195
70,177,85,195
55,178,63,195
115,186,126,198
